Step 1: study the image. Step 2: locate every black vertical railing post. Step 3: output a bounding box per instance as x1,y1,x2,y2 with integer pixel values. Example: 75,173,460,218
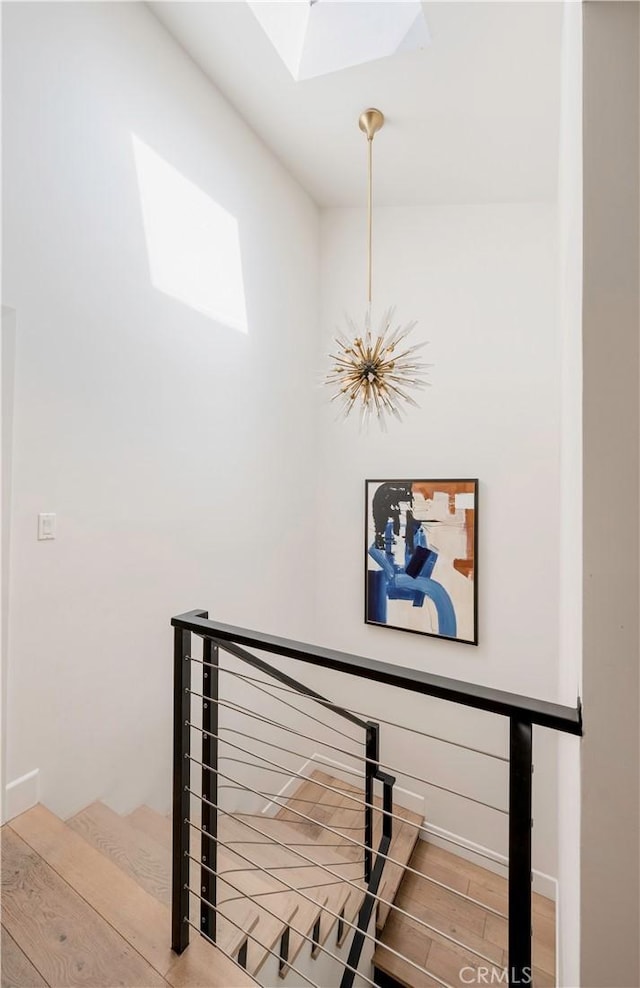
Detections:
380,771,395,843
364,721,379,883
171,626,191,953
508,717,533,987
201,638,218,942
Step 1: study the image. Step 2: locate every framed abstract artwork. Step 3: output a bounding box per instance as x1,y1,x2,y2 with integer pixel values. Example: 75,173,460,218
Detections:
365,479,478,645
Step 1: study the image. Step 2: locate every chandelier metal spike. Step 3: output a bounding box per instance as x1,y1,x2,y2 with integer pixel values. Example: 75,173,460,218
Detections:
326,108,429,428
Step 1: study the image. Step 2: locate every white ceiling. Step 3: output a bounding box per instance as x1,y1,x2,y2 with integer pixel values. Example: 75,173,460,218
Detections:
150,1,564,207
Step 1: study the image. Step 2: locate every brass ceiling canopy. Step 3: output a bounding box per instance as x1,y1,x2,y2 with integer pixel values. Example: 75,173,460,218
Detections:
358,108,385,142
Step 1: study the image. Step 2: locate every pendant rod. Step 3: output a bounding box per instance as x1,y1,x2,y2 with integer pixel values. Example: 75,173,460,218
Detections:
358,108,384,308
367,135,373,305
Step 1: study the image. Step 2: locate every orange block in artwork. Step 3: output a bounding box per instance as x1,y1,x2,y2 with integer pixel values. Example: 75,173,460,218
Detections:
412,481,476,513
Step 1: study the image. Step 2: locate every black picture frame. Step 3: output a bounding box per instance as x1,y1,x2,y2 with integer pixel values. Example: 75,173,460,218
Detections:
364,477,480,645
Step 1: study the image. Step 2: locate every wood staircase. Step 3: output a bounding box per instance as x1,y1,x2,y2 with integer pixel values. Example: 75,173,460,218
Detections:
374,841,556,988
1,769,422,987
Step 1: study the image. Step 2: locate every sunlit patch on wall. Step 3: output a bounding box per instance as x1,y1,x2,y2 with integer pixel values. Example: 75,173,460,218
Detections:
132,135,248,333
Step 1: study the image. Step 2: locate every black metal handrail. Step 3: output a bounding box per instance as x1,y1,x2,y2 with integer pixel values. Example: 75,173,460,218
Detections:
172,610,582,734
171,608,583,988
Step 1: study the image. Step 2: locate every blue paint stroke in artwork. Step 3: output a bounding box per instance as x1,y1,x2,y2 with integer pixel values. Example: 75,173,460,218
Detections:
369,544,396,582
395,574,457,638
366,570,387,623
368,544,457,638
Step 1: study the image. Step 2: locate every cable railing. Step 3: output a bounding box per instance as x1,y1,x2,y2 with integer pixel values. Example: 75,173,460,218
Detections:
171,609,582,988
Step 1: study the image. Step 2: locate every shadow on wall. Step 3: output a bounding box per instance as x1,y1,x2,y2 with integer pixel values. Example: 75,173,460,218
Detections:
131,135,248,334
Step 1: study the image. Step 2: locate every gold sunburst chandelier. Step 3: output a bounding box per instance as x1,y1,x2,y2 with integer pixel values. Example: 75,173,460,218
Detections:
326,108,429,428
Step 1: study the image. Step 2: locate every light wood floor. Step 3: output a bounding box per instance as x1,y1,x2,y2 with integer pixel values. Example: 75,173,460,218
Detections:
373,841,555,988
1,807,257,988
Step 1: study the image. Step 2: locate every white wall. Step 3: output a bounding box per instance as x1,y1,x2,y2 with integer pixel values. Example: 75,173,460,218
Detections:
313,203,561,879
556,1,583,983
2,2,575,918
2,1,319,819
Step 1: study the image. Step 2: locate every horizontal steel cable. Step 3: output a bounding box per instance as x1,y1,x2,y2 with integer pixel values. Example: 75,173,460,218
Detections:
421,828,510,868
185,803,500,968
215,759,368,811
187,859,455,988
191,659,360,744
220,824,509,860
221,734,507,866
188,720,505,824
187,726,372,817
185,642,364,740
185,748,507,919
221,731,363,775
222,731,508,818
220,837,355,848
188,849,363,901
216,855,364,875
188,689,364,761
215,793,503,917
199,658,363,746
192,656,508,762
189,757,506,920
219,755,332,781
218,785,362,807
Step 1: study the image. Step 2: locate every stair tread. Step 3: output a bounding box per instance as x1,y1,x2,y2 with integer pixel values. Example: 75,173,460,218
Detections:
227,813,356,868
276,772,363,841
374,841,556,988
67,801,171,906
218,815,362,976
1,925,48,988
127,805,172,847
301,769,423,827
268,769,421,933
1,825,167,987
220,812,371,973
10,803,258,978
166,941,258,988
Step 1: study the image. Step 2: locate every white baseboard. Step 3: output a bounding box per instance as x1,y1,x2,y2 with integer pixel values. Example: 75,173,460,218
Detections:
261,757,314,816
260,752,425,819
310,752,426,818
3,768,39,823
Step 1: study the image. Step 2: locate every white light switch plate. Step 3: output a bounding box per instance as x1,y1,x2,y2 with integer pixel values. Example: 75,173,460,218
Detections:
37,513,56,540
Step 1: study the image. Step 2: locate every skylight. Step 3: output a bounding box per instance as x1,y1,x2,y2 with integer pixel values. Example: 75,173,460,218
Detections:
247,0,430,81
